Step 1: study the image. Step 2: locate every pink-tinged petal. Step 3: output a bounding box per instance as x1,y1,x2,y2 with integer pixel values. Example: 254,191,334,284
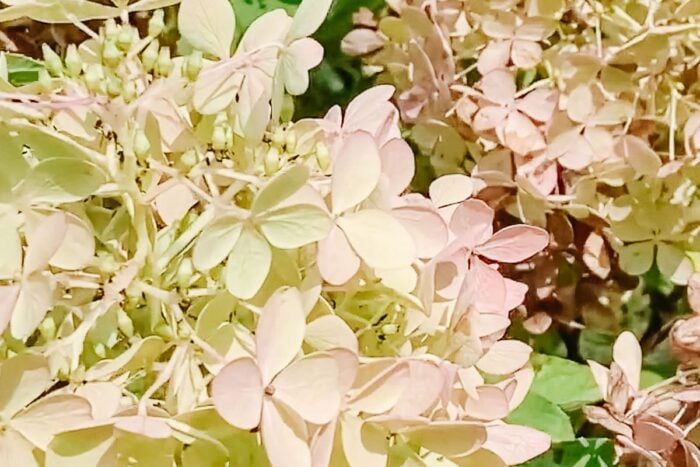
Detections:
633,417,679,452
476,225,549,263
114,415,172,440
525,159,558,197
24,212,68,275
328,349,359,395
510,39,542,69
429,174,474,208
337,209,416,270
341,28,385,56
613,331,641,391
390,360,443,418
261,399,311,467
283,38,324,96
317,225,360,285
344,85,398,140
153,183,197,226
347,362,410,414
331,131,381,214
256,287,306,384
434,252,467,300
558,137,594,171
504,367,535,410
273,353,341,425
339,413,388,467
503,279,528,312
449,199,495,248
473,106,509,133
305,315,358,353
464,386,510,420
401,421,487,458
211,357,264,430
480,70,516,105
455,258,506,315
503,111,545,155
0,284,20,336
393,206,448,259
473,313,511,338
477,40,511,75
310,418,337,467
587,360,610,399
483,424,551,464
515,89,557,122
476,340,532,375
379,139,415,196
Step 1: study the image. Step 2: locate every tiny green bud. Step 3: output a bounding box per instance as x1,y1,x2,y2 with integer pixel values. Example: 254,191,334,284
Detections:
212,126,227,150
381,324,398,335
38,69,52,90
142,40,159,72
97,253,118,274
177,258,194,289
185,50,203,80
42,44,63,76
134,129,151,159
264,146,280,175
116,308,134,338
102,40,121,67
148,9,166,37
122,80,137,102
117,26,135,50
156,46,172,76
39,316,56,341
94,342,106,358
214,112,228,127
65,44,82,77
155,323,174,339
315,142,330,170
106,74,122,96
224,127,234,150
271,127,286,146
178,320,192,338
181,149,198,167
104,18,119,40
84,64,105,92
285,130,297,152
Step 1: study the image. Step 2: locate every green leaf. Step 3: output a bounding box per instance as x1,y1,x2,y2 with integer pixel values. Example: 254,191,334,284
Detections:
506,392,575,443
5,53,44,86
578,329,615,365
520,438,615,467
530,355,602,410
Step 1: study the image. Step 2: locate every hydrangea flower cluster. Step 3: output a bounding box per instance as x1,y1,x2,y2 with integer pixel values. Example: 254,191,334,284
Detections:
0,0,565,465
344,0,700,464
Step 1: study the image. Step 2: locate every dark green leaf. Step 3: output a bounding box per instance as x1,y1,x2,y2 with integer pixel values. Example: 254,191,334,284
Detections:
506,392,575,443
5,53,44,86
530,354,602,410
578,329,615,365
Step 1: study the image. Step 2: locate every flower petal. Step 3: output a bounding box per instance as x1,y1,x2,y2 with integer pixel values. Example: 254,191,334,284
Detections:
261,399,311,467
332,132,382,214
317,225,360,285
211,357,264,430
483,424,551,464
475,225,549,263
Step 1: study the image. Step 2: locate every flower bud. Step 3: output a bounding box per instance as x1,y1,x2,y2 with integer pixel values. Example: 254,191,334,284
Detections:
181,149,197,167
264,146,280,175
148,9,166,37
185,50,203,80
117,308,134,338
212,126,227,150
133,129,151,159
224,126,234,150
117,26,135,50
84,64,105,92
42,44,63,76
122,79,137,102
104,18,119,40
142,40,159,72
106,74,122,96
382,324,398,335
271,127,286,146
94,342,106,358
65,44,82,77
102,39,121,67
155,323,174,339
284,128,297,152
177,258,194,288
38,316,56,341
38,69,52,90
156,46,172,76
315,141,330,170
